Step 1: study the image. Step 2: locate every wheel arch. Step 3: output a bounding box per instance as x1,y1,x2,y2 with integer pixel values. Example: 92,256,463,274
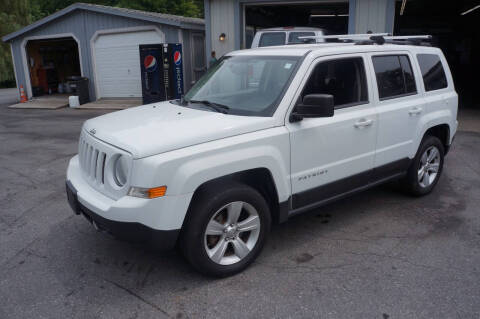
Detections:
181,168,286,230
423,123,451,154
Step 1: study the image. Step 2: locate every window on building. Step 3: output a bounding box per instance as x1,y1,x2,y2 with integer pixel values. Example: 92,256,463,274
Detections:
259,32,286,47
301,57,368,108
372,55,417,100
288,32,315,44
417,54,448,91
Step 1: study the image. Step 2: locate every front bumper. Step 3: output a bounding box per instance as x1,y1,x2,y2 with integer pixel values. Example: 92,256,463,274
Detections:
66,180,180,250
66,155,193,250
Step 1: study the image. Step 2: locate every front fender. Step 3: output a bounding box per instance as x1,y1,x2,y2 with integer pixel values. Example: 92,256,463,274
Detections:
130,127,291,202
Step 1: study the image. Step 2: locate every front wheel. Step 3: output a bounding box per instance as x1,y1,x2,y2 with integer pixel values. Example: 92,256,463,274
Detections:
403,135,444,196
180,182,271,277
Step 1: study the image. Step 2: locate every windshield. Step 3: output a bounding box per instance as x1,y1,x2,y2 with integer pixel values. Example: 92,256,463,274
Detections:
184,55,300,116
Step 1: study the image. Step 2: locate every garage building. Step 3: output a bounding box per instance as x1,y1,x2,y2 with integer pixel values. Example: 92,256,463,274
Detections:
205,0,479,108
2,3,206,101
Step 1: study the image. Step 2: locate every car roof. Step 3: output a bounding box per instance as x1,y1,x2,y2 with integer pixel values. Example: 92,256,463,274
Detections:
228,43,442,57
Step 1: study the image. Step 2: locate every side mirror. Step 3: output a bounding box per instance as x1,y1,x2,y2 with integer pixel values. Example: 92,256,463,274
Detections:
290,94,334,122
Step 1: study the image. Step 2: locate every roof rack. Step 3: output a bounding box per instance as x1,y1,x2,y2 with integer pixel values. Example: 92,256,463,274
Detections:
298,34,432,46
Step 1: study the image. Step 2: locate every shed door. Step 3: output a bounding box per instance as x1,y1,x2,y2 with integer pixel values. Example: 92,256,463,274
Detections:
94,30,164,98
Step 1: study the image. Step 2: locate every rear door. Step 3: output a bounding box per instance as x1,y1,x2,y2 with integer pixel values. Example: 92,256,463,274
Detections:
368,51,425,178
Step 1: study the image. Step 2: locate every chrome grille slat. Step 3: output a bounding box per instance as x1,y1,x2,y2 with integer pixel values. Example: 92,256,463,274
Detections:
101,153,106,184
87,146,93,177
95,151,104,183
78,135,105,184
91,149,99,179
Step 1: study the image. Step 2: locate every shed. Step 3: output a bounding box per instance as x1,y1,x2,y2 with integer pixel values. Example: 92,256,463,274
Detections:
2,3,206,101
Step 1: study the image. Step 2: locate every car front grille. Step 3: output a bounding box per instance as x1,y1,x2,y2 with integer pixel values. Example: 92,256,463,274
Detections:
79,137,107,185
78,130,132,200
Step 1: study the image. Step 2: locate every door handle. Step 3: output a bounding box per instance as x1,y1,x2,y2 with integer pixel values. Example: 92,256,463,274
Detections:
354,118,373,128
408,107,423,115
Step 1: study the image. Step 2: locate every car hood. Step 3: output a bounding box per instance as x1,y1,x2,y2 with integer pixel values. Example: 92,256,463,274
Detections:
83,102,276,159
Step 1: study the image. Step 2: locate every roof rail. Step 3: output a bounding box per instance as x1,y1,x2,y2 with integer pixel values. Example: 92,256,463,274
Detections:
298,33,432,46
299,33,390,40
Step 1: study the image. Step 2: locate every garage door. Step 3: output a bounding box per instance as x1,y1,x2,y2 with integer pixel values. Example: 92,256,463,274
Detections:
94,30,164,98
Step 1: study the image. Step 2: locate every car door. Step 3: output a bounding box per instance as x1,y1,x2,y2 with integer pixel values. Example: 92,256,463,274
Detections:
368,52,426,179
286,54,378,212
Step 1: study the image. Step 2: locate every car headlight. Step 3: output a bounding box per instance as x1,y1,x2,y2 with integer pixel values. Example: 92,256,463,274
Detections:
113,155,129,187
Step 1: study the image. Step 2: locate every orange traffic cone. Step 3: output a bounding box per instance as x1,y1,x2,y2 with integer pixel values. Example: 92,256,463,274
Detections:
19,85,27,103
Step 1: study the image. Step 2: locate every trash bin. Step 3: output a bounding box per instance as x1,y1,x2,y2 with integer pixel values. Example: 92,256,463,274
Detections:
67,76,89,105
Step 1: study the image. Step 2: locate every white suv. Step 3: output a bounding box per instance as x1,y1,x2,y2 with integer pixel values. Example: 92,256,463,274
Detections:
66,38,458,277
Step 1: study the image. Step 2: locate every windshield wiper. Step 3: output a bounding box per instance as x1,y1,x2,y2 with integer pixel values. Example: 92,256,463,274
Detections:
189,99,230,114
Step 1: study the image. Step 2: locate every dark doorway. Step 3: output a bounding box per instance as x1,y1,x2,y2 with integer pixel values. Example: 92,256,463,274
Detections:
244,2,349,48
26,37,81,97
395,0,480,109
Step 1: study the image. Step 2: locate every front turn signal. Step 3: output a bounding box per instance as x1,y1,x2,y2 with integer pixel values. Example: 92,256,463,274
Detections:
128,186,167,199
148,186,167,198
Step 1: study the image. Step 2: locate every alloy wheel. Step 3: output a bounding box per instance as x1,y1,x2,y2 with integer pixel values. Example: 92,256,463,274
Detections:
418,145,441,188
204,201,261,265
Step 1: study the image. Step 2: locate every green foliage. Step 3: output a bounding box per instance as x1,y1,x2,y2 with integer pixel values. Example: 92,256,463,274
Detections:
117,0,203,18
0,0,31,86
0,0,204,88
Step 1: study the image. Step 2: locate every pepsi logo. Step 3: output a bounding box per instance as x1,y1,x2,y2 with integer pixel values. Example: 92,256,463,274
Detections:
174,51,182,65
144,55,157,72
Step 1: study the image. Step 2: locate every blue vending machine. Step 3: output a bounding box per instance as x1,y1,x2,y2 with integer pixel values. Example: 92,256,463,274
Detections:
139,43,184,104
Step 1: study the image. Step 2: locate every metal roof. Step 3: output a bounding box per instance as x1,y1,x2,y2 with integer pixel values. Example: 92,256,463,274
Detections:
2,2,204,42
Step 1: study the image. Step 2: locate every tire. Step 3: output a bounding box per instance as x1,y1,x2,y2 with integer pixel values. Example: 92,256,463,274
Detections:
180,181,271,277
403,135,444,196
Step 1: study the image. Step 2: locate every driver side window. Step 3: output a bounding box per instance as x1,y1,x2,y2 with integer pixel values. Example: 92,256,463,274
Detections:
301,57,369,109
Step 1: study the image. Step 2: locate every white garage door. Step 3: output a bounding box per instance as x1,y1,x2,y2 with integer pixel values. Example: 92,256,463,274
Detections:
94,30,164,98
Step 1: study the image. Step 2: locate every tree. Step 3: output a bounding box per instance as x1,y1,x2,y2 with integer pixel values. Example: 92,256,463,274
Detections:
116,0,203,18
0,0,32,86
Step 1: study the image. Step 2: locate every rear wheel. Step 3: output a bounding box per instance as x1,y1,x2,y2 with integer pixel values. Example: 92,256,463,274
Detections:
403,135,444,196
180,182,271,277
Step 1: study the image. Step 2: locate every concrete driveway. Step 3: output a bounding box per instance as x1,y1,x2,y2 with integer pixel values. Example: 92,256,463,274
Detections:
0,88,19,105
1,106,479,318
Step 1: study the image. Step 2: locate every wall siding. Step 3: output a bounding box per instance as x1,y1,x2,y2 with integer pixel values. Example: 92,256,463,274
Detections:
182,29,193,90
9,9,201,100
209,0,235,58
355,0,388,33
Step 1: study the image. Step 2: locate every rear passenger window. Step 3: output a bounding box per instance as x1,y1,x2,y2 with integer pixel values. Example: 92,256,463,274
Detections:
301,57,368,108
288,32,315,44
372,55,417,100
417,54,448,91
259,33,286,47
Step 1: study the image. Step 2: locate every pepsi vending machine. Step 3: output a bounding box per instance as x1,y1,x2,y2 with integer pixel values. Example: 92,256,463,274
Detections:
139,43,184,104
